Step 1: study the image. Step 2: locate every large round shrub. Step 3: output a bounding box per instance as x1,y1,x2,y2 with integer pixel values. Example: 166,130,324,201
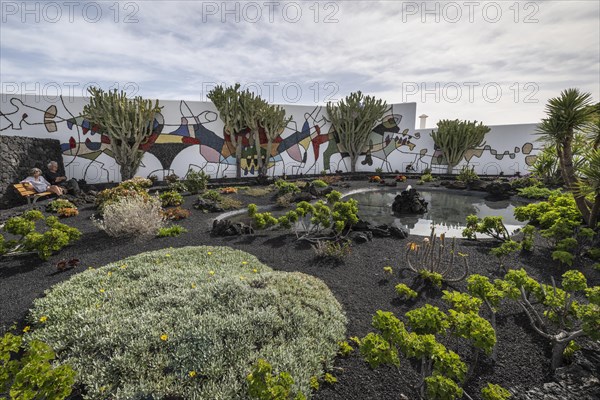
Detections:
27,246,346,399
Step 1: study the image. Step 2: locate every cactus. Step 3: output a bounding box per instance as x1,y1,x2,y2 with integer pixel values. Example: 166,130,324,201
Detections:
404,227,469,283
207,84,251,178
326,91,388,173
82,87,162,181
259,104,293,177
431,119,490,174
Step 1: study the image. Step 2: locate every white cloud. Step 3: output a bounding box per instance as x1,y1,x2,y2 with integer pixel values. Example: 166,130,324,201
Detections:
1,0,598,126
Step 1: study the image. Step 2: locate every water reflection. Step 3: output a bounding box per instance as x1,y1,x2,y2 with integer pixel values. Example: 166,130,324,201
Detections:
347,189,526,237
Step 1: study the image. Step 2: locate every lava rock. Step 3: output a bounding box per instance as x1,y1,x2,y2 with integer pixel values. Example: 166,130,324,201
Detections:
392,187,428,214
486,180,514,199
211,219,254,236
193,198,224,213
350,231,372,244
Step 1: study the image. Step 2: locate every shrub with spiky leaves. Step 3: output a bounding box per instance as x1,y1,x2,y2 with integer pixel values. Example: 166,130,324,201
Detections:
26,246,346,399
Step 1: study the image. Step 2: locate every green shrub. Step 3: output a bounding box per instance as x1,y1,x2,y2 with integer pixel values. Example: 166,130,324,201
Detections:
118,177,153,190
311,240,352,260
27,246,346,399
184,169,209,194
462,215,509,241
395,283,417,300
245,187,273,197
1,332,76,399
337,341,353,357
481,383,512,400
517,186,561,199
247,359,306,400
0,211,80,260
419,173,434,183
274,180,300,196
200,190,242,210
509,176,541,189
310,179,328,188
95,182,150,212
159,190,184,207
456,166,479,183
45,199,76,213
168,181,188,193
157,225,187,238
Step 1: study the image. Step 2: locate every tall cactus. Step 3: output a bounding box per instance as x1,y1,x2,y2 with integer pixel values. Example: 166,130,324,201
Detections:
326,91,388,173
240,91,268,175
431,119,490,174
208,84,249,178
258,104,292,177
82,87,162,181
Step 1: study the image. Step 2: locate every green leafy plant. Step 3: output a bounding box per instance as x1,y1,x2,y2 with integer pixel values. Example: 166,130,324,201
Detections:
383,266,393,275
456,165,479,183
338,341,354,357
395,283,417,300
517,186,562,199
311,179,328,188
95,179,151,212
0,211,81,260
159,190,184,207
419,173,434,183
274,179,300,196
462,215,510,241
490,240,522,271
247,359,306,400
481,383,512,400
404,229,469,284
57,207,79,218
501,268,600,369
184,169,209,194
0,332,76,400
157,225,187,238
45,199,76,213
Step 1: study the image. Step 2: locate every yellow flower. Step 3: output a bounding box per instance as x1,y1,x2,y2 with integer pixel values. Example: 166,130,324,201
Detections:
240,276,245,280
107,271,112,276
39,316,47,323
409,242,418,252
252,269,258,273
189,370,197,378
160,334,168,341
191,283,196,289
22,326,30,333
99,288,105,293
207,251,212,255
458,252,468,257
165,253,171,257
241,261,248,265
120,264,127,269
209,270,215,276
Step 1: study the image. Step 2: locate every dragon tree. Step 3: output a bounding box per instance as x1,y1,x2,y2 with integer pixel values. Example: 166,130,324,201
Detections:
326,91,388,173
82,87,162,181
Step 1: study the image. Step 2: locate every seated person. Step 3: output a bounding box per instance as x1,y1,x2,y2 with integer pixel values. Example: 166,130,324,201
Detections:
45,161,81,194
21,167,66,196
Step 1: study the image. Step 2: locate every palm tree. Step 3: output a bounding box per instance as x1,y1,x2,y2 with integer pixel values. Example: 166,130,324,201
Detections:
537,88,596,226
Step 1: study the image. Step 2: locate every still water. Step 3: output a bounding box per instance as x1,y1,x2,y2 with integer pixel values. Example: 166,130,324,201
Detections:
346,189,526,237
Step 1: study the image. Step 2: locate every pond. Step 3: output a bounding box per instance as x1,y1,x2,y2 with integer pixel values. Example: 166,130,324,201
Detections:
345,188,527,237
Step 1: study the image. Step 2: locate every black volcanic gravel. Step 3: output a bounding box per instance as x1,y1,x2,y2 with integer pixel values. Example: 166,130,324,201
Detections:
1,180,599,400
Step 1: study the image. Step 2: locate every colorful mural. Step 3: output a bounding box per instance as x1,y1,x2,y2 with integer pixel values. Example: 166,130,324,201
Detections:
0,95,541,183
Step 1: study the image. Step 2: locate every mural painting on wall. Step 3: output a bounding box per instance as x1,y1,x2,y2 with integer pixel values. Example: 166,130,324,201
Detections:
1,95,540,183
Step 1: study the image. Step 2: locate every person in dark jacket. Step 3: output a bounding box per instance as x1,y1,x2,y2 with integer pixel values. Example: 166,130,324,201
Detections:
45,161,81,194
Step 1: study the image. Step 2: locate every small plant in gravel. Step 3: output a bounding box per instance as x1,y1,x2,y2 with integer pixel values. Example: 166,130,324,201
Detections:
95,181,151,212
247,359,306,400
395,283,417,300
319,175,342,185
1,332,76,399
419,173,434,183
369,175,381,183
244,187,273,197
156,225,187,238
161,206,191,220
395,175,407,182
0,210,81,260
274,179,300,196
57,207,79,218
26,246,346,399
159,190,184,207
481,383,512,400
46,199,76,213
220,186,238,194
276,192,295,208
199,190,243,210
500,268,600,369
338,341,354,357
168,180,188,193
383,266,393,275
310,239,352,260
165,173,179,184
404,229,469,284
183,169,209,194
93,194,164,238
118,177,153,190
490,240,522,271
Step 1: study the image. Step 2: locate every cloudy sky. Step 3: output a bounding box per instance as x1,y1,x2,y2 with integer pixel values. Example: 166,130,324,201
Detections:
1,0,598,127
